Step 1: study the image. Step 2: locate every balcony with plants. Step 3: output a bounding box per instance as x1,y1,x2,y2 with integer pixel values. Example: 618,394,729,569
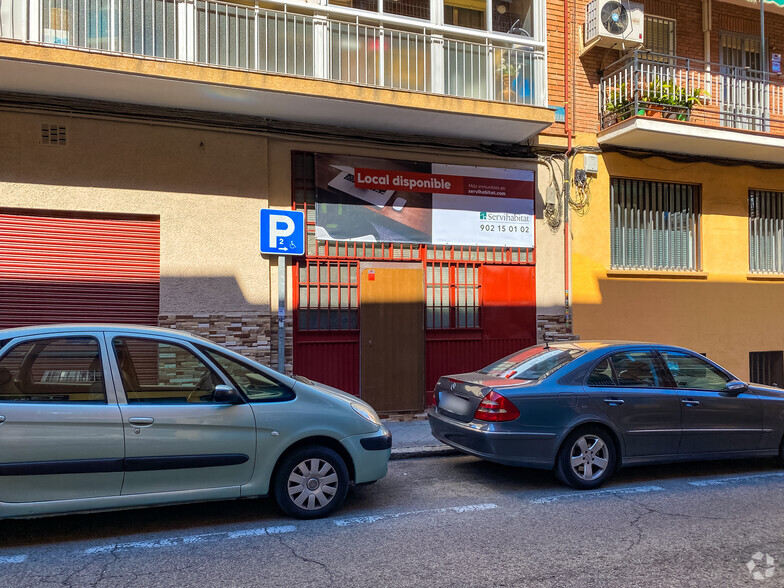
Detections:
598,49,784,163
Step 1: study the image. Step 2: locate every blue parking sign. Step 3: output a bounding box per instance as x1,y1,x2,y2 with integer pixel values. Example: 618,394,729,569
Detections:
260,209,305,256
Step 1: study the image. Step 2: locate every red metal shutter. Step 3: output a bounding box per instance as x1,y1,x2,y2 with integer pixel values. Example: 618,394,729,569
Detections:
0,212,160,328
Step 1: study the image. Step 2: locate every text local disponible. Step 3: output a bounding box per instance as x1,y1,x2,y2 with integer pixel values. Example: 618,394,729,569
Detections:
356,171,453,191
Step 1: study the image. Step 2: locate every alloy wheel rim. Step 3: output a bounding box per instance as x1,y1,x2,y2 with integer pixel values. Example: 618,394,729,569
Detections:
287,458,339,510
569,435,609,481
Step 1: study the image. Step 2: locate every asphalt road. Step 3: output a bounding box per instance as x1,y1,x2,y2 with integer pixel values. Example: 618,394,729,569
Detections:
2,456,784,587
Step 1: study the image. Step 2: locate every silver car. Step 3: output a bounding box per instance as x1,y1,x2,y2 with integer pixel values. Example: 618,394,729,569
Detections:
0,325,390,519
428,341,784,489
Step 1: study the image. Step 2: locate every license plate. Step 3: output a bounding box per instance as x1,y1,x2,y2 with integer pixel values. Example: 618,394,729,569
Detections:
439,392,470,415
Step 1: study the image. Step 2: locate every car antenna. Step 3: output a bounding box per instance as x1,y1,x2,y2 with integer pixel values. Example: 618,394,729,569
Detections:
543,334,550,350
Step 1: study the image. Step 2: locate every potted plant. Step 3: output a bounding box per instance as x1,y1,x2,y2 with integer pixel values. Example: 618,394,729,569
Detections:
603,83,638,124
672,87,707,121
498,57,520,101
642,79,707,121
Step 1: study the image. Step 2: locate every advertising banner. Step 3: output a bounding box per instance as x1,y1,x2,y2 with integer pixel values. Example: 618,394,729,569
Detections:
314,154,535,248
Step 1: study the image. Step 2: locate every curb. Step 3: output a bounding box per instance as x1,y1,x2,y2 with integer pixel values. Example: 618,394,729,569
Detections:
390,445,460,460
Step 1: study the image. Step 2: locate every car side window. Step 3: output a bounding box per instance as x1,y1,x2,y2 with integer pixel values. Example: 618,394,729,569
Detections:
587,358,615,386
113,337,223,404
659,351,731,391
200,347,295,403
0,337,106,403
608,351,663,388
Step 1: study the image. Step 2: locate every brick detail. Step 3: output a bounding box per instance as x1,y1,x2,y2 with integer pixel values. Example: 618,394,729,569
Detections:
158,313,278,369
537,313,579,342
554,0,784,135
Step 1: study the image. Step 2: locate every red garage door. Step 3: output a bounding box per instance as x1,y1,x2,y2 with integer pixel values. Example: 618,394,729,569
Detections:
0,211,160,328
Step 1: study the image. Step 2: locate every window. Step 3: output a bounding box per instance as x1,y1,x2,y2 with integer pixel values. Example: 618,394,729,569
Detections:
426,262,479,329
586,358,615,387
643,15,675,61
750,351,784,387
749,190,784,273
492,0,533,36
444,0,486,30
0,337,105,403
481,346,585,380
659,351,731,391
384,0,430,20
202,348,295,402
611,179,700,271
330,0,378,11
297,261,359,331
607,351,664,388
113,337,222,404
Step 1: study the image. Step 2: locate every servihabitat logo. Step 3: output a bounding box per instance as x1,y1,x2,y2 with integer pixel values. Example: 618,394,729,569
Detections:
480,212,487,220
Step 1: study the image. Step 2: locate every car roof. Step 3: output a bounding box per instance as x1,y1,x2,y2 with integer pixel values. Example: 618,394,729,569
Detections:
0,323,212,345
544,340,700,354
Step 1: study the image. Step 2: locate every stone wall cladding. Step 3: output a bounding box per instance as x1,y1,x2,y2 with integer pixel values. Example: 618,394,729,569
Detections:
159,313,275,367
538,313,579,342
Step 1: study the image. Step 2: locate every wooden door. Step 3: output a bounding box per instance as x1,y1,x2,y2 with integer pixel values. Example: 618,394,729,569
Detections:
360,264,424,412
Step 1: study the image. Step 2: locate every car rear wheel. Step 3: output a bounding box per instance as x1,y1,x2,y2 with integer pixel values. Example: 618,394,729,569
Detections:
555,427,616,490
273,446,349,519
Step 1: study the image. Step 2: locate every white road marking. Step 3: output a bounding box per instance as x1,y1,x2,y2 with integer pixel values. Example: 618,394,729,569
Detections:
689,472,784,487
531,485,665,504
333,503,498,527
84,525,296,555
0,555,27,564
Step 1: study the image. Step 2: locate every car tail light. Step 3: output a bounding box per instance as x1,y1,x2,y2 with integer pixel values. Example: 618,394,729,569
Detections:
473,390,520,422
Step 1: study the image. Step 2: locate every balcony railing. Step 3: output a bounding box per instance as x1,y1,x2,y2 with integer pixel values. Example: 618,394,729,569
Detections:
0,0,545,106
600,50,784,134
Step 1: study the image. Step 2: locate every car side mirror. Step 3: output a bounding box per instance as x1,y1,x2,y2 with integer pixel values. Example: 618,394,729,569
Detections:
213,385,243,404
725,380,749,395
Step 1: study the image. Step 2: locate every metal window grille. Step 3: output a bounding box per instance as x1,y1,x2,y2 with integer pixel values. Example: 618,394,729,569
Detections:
750,351,784,387
749,190,784,273
643,15,675,62
610,178,701,271
297,260,359,331
426,262,480,329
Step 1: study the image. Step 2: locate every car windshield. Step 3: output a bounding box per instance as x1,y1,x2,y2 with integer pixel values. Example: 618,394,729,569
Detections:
480,346,586,380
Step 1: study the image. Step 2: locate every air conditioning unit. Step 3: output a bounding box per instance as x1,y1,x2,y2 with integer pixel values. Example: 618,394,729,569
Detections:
584,0,644,51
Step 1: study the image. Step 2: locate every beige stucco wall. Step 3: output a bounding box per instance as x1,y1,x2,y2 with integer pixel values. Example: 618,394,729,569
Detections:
570,132,784,381
1,109,566,327
0,110,271,314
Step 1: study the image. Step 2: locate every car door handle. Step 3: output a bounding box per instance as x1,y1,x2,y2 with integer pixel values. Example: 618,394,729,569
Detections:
604,398,625,406
681,399,700,407
128,417,155,427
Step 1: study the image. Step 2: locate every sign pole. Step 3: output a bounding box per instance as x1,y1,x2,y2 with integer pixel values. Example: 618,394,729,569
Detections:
260,209,304,374
277,255,286,374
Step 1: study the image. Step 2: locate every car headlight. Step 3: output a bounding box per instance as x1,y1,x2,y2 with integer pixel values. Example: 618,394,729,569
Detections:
351,402,382,426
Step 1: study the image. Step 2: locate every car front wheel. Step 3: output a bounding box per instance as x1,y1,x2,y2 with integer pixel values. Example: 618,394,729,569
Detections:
555,427,617,490
273,446,349,519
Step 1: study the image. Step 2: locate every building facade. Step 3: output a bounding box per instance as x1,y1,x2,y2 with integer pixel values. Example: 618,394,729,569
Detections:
571,0,784,385
0,0,578,412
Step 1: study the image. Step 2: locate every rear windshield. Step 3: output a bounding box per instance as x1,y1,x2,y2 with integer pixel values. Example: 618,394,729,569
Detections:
480,347,585,380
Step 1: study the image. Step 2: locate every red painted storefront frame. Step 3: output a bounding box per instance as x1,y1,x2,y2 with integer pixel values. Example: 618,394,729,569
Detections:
290,154,537,408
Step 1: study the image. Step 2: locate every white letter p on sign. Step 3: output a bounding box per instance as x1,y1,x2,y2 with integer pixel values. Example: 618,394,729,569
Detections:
269,215,295,248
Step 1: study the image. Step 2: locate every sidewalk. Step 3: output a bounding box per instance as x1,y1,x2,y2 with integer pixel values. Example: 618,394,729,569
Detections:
384,416,459,460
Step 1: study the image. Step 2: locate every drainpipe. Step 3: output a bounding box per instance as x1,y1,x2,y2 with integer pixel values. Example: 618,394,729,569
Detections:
761,0,766,75
563,0,573,329
702,0,711,65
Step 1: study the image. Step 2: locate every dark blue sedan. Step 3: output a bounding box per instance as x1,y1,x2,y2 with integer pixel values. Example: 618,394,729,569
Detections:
427,341,784,489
